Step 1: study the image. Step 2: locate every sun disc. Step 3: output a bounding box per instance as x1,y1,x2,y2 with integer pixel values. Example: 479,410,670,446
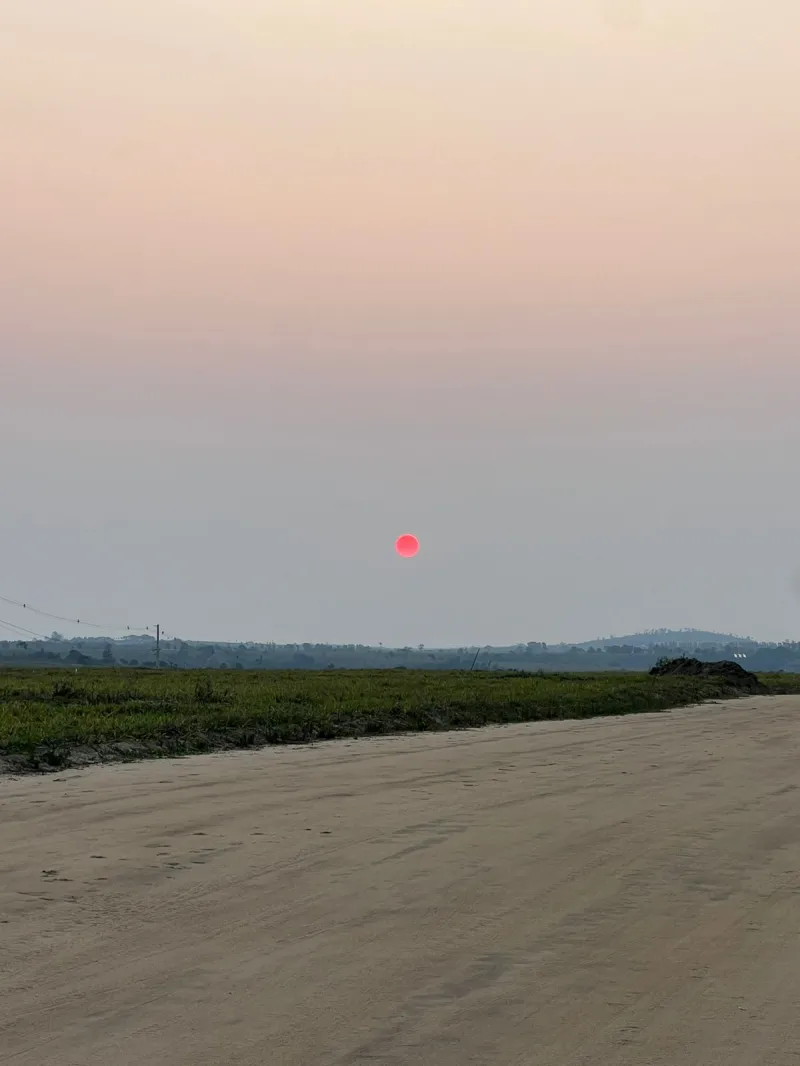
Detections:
395,534,419,558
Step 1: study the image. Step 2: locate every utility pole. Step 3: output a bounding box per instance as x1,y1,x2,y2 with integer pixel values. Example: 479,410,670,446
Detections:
156,624,160,669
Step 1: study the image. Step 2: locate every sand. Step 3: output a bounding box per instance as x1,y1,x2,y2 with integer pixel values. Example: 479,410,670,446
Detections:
2,695,800,1065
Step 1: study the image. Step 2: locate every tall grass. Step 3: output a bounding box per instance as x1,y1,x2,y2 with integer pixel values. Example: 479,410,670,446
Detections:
1,667,798,772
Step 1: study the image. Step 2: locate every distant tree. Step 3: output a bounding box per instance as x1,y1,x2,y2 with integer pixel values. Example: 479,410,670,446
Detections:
102,643,115,664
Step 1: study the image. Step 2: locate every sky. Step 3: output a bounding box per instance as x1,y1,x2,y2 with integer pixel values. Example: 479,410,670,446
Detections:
2,0,799,647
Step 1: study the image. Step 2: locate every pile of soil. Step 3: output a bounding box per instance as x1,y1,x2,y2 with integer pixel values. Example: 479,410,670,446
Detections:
649,657,766,692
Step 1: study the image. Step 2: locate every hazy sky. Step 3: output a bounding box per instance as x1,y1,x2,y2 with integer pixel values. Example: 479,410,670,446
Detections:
2,1,799,646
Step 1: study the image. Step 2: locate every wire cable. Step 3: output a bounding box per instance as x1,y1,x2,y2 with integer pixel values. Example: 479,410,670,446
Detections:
0,593,154,633
0,616,50,640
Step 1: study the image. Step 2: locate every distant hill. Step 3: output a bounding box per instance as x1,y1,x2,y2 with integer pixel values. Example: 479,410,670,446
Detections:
570,629,757,650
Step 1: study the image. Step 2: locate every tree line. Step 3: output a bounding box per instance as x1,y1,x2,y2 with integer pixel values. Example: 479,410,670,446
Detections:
2,634,799,673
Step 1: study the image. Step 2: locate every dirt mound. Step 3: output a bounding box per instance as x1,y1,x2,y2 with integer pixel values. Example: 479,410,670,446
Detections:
649,657,766,691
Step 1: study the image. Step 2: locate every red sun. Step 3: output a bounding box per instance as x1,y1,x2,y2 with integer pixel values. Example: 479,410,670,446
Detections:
395,534,419,558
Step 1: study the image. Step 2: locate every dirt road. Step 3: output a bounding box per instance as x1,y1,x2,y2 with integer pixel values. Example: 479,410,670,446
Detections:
2,696,800,1065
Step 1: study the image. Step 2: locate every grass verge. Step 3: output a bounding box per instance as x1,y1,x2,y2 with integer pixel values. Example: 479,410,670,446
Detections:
1,668,799,773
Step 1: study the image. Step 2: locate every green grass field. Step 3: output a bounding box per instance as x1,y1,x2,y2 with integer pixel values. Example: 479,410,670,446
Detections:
2,667,799,773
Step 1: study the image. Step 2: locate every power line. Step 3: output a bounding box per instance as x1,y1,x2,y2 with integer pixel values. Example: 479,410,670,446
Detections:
0,616,50,641
0,593,154,634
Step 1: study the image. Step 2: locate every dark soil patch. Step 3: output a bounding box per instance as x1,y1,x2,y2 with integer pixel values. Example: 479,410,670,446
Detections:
649,657,766,693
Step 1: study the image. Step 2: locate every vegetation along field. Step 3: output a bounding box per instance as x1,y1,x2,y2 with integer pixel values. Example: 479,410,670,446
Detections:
2,667,799,774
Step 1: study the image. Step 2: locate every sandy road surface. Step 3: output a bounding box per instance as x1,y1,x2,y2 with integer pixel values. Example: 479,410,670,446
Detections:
2,696,800,1065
